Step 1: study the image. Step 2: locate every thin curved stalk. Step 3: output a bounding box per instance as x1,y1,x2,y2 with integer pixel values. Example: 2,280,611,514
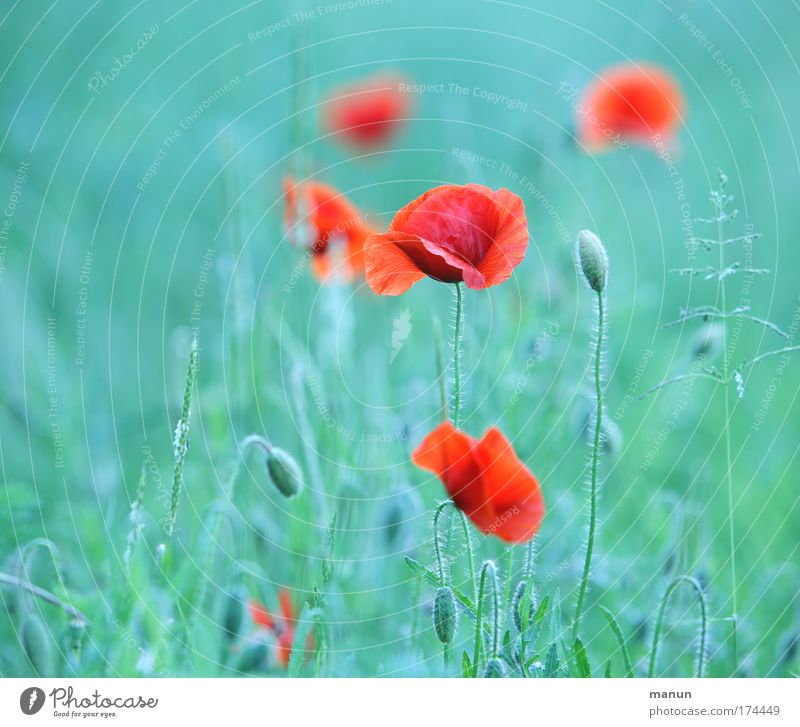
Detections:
647,575,707,678
0,572,87,624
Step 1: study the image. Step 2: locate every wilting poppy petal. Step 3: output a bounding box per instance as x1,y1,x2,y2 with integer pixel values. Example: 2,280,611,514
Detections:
284,177,376,283
364,184,528,295
322,74,411,149
413,421,544,544
578,63,684,150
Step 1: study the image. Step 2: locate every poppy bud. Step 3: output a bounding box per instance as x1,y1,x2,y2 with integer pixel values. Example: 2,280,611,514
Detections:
483,657,506,678
433,586,458,644
511,580,534,632
237,637,270,673
576,230,608,293
20,614,53,676
222,586,246,642
266,448,305,499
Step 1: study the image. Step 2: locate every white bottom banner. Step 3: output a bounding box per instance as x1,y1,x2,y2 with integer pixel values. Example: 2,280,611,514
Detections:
0,678,796,726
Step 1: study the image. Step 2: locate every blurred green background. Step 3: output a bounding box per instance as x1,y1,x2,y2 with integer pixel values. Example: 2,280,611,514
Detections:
1,0,799,677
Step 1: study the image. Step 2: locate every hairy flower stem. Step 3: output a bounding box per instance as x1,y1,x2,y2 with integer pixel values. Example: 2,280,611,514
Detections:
433,503,449,585
433,318,448,422
572,289,604,643
452,282,464,428
472,561,499,676
433,501,478,603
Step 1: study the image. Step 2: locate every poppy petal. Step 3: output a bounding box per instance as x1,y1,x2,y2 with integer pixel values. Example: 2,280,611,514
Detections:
411,422,498,534
477,189,529,286
473,428,544,543
363,232,429,295
248,599,275,630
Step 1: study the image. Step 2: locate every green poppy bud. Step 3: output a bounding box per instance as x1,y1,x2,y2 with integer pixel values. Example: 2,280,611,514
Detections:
222,586,246,642
576,229,608,293
20,614,53,676
237,637,270,673
266,448,305,499
433,586,458,644
484,657,506,678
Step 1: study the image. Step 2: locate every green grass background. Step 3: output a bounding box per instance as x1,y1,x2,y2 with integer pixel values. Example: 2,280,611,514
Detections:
1,0,799,677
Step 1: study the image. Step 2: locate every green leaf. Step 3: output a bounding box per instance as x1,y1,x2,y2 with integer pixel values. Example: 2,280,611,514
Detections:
287,604,322,677
461,651,472,678
572,638,591,677
605,661,613,678
404,556,477,618
599,605,634,678
544,642,560,677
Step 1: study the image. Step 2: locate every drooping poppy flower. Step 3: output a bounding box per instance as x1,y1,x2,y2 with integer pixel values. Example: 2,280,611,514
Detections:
412,421,544,544
363,184,528,295
577,63,684,150
248,589,313,668
322,74,411,149
284,177,377,283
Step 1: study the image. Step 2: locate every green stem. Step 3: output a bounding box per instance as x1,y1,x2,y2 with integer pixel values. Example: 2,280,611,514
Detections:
503,547,514,621
472,561,499,676
433,502,449,585
647,575,707,678
718,221,739,676
433,318,448,422
0,572,88,624
572,290,604,642
435,501,477,603
453,282,464,428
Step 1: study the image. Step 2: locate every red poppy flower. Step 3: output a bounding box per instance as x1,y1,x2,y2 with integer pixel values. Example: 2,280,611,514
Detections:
248,589,314,668
363,184,528,295
577,63,684,150
284,177,377,283
322,74,411,149
412,421,544,544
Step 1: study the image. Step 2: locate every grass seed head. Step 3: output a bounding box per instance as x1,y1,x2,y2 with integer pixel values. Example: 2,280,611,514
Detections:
576,229,608,293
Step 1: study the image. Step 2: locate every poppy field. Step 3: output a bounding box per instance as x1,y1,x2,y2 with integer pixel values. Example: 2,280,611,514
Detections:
1,0,800,681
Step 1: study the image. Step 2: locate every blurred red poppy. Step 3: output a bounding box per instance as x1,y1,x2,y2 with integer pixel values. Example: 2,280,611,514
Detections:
577,63,684,150
248,589,313,668
284,177,377,283
363,184,528,295
322,74,411,149
412,421,544,544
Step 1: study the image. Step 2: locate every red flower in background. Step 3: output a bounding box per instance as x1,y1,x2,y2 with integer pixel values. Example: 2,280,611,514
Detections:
248,589,313,668
322,74,411,149
577,63,684,150
363,184,528,295
412,421,544,544
284,177,377,283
